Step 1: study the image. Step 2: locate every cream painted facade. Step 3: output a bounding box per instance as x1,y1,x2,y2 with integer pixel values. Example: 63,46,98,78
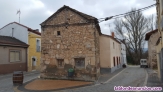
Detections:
100,34,121,73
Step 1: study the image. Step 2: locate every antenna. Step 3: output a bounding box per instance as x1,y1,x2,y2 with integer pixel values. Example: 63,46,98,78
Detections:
17,9,21,23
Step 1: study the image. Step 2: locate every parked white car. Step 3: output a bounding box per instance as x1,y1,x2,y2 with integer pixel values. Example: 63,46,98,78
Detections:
140,59,148,68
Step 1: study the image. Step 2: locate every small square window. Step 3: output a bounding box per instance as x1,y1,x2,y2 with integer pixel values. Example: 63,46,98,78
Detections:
57,59,64,67
57,31,60,36
75,58,85,68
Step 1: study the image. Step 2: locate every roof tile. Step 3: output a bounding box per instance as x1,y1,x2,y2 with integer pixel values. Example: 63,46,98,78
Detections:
0,36,29,47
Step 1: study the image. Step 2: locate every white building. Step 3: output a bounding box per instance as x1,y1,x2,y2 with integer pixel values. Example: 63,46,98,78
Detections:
120,41,127,65
0,22,29,44
116,39,127,65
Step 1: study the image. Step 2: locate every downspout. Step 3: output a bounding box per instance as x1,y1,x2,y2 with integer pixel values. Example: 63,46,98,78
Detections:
93,20,98,80
26,47,28,72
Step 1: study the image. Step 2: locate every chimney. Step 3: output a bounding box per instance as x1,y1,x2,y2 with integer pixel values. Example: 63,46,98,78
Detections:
111,32,114,38
12,28,14,37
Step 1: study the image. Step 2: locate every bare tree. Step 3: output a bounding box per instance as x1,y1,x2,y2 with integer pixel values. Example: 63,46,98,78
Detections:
148,14,157,31
113,9,152,64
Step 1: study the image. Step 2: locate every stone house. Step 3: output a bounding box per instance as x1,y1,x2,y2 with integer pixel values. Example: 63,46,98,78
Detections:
145,29,159,69
0,36,28,74
100,33,121,74
40,5,101,81
0,22,41,72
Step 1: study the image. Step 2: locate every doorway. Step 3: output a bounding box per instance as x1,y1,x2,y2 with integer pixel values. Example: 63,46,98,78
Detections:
32,57,36,70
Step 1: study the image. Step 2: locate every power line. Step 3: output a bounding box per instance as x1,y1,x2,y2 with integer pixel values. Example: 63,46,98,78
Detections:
98,3,156,22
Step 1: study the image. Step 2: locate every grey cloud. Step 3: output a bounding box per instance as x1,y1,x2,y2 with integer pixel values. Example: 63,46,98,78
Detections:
0,0,156,35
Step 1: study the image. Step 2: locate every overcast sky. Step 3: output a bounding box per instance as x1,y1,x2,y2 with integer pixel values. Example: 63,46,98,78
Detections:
0,0,156,36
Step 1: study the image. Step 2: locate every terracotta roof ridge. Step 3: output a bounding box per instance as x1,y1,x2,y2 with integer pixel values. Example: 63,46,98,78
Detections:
145,29,158,40
101,34,121,44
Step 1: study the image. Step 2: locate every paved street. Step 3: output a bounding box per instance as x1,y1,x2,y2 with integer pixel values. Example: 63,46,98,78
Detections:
1,66,148,92
52,66,146,92
0,71,40,92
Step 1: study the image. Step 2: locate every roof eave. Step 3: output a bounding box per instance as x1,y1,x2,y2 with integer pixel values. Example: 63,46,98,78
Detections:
0,44,29,47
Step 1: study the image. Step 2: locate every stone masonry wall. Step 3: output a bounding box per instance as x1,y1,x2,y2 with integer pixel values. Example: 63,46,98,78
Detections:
148,32,159,68
40,8,100,81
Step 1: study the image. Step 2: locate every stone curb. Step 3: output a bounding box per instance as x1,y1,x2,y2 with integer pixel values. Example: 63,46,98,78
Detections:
15,79,95,92
14,68,126,91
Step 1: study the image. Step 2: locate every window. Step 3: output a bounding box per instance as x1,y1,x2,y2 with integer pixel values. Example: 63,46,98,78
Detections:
10,50,20,62
113,42,115,49
75,58,85,68
36,39,41,52
57,31,61,36
57,59,64,67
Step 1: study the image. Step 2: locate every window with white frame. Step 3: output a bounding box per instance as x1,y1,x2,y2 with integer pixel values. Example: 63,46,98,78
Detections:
10,50,21,62
36,39,41,52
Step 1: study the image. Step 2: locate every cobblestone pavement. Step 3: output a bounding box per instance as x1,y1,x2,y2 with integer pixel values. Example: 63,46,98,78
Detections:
0,71,40,92
51,66,146,92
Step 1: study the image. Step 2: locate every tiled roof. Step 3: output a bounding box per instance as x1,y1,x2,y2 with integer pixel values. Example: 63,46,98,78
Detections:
41,5,97,25
0,36,29,47
145,29,158,40
40,5,102,35
0,22,41,36
101,34,121,44
116,38,125,44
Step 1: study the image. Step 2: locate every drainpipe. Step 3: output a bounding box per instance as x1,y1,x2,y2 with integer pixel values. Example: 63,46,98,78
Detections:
94,23,97,80
26,47,28,72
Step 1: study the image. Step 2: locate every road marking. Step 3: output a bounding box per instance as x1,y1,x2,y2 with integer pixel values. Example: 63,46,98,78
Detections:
24,72,40,76
104,68,127,83
94,68,127,86
24,77,37,83
143,68,148,86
